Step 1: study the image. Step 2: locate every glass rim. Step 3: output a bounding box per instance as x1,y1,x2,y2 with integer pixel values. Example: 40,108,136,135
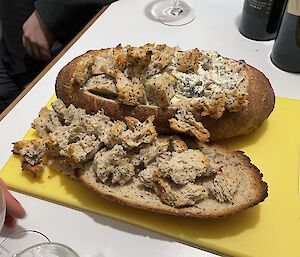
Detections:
0,229,50,245
17,242,80,256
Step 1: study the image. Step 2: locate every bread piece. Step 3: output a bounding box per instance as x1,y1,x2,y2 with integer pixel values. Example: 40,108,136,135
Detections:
169,109,210,142
13,139,47,166
13,139,47,178
13,100,268,218
78,138,267,218
55,44,275,141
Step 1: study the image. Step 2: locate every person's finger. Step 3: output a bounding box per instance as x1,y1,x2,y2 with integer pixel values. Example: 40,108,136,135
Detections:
4,213,16,228
29,41,50,62
30,42,42,61
23,35,42,60
0,179,26,219
37,36,51,62
22,35,35,59
39,47,51,62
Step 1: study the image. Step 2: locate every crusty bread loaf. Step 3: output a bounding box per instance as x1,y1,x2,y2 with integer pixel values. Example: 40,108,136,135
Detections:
55,44,275,141
13,99,268,218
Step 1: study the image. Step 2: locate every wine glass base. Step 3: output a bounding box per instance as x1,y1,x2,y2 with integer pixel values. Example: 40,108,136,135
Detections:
17,242,79,257
0,230,50,255
152,1,195,26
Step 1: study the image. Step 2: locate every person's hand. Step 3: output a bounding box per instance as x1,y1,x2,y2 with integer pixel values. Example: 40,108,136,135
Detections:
22,10,55,62
0,179,26,228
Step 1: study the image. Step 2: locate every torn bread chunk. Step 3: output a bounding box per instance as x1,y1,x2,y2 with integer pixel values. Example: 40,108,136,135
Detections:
51,99,86,126
126,44,177,78
80,111,112,136
13,139,47,166
116,74,146,106
13,139,47,177
122,116,157,148
173,48,201,74
112,69,147,106
137,143,239,208
103,121,127,148
93,145,135,185
138,165,157,188
21,162,44,178
146,44,177,76
156,149,211,185
126,45,152,78
68,135,101,163
191,91,226,119
83,74,117,98
136,138,170,166
32,107,62,137
47,125,85,157
72,53,95,86
145,72,177,108
152,172,210,207
92,47,127,74
169,109,210,142
47,157,81,179
170,135,188,153
48,124,103,163
224,86,249,112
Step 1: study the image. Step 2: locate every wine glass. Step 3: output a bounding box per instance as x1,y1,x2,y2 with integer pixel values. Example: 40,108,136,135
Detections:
151,0,195,26
0,230,80,257
0,187,6,232
13,242,80,257
1,241,79,257
0,189,79,257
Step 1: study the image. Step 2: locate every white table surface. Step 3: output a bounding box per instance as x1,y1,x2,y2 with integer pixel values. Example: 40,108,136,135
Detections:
0,0,299,256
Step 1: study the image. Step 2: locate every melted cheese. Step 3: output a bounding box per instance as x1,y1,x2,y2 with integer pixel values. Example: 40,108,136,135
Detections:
170,51,245,107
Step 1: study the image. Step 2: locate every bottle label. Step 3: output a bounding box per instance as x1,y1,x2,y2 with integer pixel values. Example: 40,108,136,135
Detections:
287,0,300,16
244,0,274,17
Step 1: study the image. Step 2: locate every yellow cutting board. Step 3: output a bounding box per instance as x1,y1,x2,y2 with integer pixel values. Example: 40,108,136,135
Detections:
1,96,300,257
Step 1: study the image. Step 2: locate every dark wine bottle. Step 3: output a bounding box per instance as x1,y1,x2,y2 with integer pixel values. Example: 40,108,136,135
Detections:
271,0,300,72
239,0,287,41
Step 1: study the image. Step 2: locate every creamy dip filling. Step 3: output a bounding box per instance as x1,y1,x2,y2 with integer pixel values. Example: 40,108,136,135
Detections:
170,51,246,106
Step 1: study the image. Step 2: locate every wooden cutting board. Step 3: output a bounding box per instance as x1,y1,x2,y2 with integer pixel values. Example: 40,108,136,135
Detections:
1,96,300,257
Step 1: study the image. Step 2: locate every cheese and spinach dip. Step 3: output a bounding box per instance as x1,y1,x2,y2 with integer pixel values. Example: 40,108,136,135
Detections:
170,51,247,116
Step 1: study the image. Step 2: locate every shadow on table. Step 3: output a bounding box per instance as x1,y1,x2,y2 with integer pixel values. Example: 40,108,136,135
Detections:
38,164,262,243
144,0,162,22
82,202,260,257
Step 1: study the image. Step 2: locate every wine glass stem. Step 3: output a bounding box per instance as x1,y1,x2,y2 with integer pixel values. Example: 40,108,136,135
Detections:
0,245,11,257
171,0,183,16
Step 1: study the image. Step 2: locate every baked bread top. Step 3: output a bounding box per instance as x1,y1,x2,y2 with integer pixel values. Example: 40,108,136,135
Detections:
62,44,248,116
55,44,275,141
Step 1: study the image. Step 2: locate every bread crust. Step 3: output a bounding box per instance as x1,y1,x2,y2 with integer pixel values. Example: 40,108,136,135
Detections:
55,50,275,141
77,141,268,218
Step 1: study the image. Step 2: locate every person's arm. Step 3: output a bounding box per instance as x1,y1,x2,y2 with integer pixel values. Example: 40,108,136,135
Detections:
0,179,26,228
35,0,116,41
22,0,116,61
